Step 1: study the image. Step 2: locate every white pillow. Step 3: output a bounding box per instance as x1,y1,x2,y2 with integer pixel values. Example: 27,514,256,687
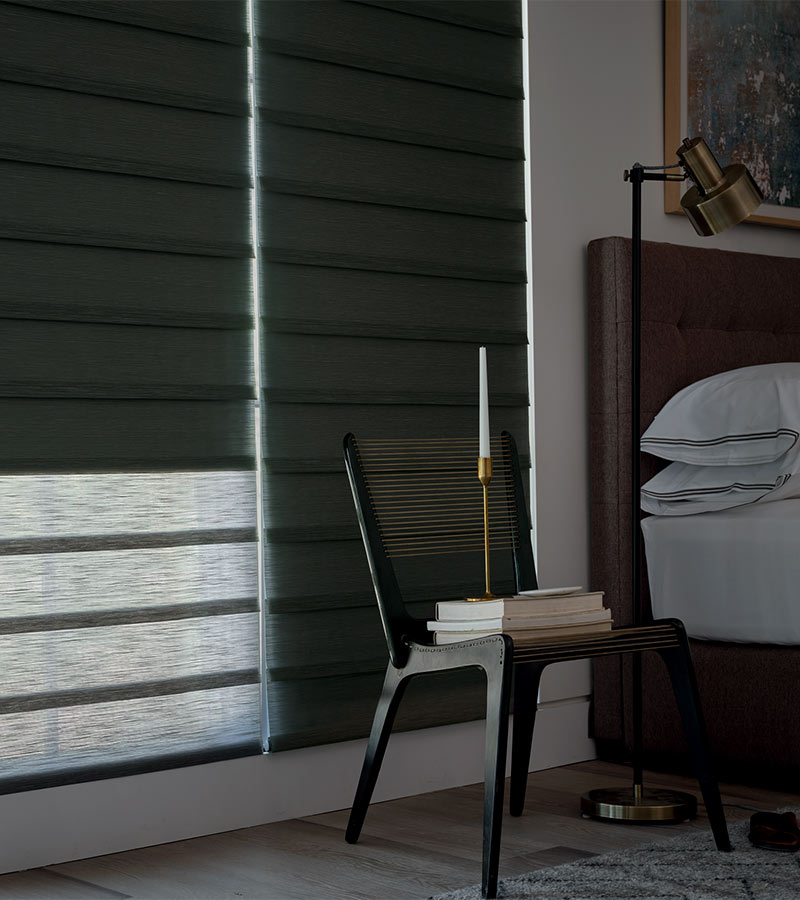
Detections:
641,363,800,466
641,441,800,516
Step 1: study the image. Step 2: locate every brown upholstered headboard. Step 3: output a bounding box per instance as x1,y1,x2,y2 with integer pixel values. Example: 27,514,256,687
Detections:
588,236,800,784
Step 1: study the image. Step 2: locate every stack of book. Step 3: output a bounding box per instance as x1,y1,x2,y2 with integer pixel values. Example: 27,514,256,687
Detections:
427,587,612,644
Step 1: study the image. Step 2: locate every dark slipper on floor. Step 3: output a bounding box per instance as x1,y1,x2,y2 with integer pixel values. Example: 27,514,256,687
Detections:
748,811,800,851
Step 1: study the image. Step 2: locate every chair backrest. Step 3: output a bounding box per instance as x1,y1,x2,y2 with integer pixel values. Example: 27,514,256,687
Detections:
343,432,537,666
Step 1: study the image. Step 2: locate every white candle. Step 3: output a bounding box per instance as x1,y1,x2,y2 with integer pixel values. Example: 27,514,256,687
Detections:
479,346,490,458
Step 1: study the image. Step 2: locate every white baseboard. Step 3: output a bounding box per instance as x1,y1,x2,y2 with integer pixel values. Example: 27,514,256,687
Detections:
0,698,594,875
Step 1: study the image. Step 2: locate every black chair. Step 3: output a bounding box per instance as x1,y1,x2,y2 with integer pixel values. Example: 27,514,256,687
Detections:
343,431,730,899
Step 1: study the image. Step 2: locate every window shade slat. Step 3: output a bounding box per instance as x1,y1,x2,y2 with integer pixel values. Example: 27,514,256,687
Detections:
352,0,523,37
263,318,526,345
263,402,531,478
3,671,260,715
267,669,488,752
0,472,256,539
8,0,249,45
266,571,526,616
0,321,253,400
264,389,528,407
262,1,523,97
260,54,524,158
0,599,259,634
263,473,364,537
0,241,251,329
264,454,530,475
264,336,528,399
0,400,255,473
0,685,261,794
265,598,519,681
264,265,525,333
0,81,250,187
261,194,526,282
1,162,251,257
0,531,257,556
0,544,257,621
0,615,259,700
264,533,533,616
0,3,248,114
260,124,524,220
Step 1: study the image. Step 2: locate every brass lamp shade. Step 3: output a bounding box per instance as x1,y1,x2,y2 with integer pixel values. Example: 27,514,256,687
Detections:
678,137,763,236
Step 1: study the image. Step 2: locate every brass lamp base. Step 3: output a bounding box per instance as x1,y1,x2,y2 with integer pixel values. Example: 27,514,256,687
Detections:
581,787,697,823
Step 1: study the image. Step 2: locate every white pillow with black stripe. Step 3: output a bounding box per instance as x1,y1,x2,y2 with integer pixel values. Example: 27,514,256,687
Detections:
641,441,800,516
641,363,800,466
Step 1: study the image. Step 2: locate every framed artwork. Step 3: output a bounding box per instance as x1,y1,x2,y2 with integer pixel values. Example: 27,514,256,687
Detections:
665,0,800,229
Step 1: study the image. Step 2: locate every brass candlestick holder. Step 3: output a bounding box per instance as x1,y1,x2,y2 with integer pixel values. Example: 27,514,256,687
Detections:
466,456,494,601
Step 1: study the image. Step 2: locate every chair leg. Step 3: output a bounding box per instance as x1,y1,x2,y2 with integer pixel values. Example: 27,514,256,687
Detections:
481,651,514,900
345,663,408,844
509,662,545,817
657,638,732,852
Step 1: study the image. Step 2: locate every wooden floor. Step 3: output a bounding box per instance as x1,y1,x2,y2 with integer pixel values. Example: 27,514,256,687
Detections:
1,760,798,900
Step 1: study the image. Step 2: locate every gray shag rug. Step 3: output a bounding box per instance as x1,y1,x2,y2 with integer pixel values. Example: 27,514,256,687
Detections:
428,814,800,899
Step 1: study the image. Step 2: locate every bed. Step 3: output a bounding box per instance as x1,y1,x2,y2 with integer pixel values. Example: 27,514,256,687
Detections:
642,501,800,645
588,235,800,787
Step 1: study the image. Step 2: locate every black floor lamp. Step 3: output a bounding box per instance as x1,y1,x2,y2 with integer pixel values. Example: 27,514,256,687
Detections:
581,137,763,823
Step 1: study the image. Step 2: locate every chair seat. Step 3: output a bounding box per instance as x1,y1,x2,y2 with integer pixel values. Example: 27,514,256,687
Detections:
510,621,682,664
416,621,682,664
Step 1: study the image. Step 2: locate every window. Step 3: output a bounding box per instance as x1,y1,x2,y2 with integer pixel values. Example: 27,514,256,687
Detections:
0,0,529,787
0,0,259,791
256,0,530,750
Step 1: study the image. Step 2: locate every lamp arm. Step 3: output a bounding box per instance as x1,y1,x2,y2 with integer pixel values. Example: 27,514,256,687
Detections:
640,162,683,171
624,166,687,183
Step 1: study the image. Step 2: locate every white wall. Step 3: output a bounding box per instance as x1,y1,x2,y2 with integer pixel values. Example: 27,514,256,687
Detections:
529,0,800,592
0,698,594,874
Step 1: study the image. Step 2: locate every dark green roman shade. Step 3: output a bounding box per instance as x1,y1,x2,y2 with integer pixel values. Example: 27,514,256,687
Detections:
0,0,259,792
257,0,530,751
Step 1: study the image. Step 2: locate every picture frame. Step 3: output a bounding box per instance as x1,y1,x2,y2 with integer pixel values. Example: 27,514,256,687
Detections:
664,0,800,229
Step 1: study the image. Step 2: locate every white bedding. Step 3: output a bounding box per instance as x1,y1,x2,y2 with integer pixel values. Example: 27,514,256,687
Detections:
641,499,800,644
